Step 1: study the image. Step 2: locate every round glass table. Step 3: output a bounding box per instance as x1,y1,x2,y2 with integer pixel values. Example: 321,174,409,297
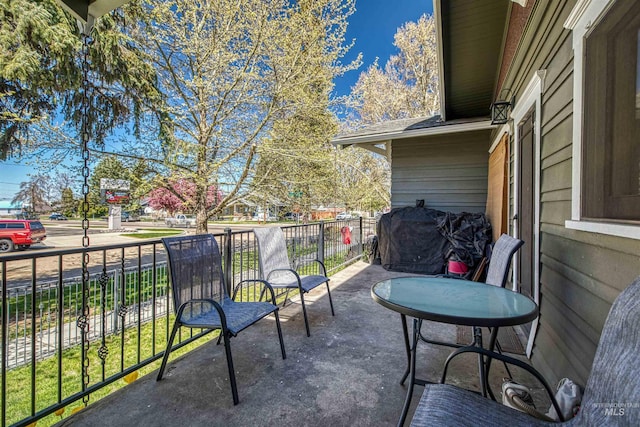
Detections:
371,276,538,426
371,276,538,327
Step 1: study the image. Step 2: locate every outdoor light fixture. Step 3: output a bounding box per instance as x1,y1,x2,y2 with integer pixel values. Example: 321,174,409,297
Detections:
490,100,512,124
490,90,514,125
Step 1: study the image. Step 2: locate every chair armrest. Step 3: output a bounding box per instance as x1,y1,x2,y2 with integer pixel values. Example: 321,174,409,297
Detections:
176,298,227,328
234,279,277,304
267,268,302,285
291,258,328,276
441,345,565,422
309,259,328,276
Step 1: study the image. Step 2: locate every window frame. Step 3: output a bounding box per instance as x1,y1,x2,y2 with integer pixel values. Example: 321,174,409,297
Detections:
564,0,640,239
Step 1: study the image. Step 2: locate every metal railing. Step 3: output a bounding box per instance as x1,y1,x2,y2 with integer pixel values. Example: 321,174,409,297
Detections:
0,219,368,427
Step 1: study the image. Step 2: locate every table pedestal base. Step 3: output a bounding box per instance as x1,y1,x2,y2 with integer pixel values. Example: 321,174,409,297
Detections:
397,316,500,426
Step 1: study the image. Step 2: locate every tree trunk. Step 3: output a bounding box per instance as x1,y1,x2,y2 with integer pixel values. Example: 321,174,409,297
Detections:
195,181,209,234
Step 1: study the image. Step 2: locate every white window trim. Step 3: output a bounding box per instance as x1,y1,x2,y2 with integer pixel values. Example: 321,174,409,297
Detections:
563,0,640,239
511,70,545,358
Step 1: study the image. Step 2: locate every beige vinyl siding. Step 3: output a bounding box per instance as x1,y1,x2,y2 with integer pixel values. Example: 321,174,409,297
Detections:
502,0,640,386
390,130,490,213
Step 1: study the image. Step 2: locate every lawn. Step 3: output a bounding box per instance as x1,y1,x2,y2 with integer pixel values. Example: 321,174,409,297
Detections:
6,315,216,427
120,229,183,239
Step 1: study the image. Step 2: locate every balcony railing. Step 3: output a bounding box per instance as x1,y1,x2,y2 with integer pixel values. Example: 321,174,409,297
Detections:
0,219,368,427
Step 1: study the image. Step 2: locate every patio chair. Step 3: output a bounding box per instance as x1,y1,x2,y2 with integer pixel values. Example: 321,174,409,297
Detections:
484,234,525,289
420,234,524,340
410,275,640,426
253,226,334,337
417,234,524,379
157,234,286,405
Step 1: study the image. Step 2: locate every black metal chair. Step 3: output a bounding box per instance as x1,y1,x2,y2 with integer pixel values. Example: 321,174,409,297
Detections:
253,226,334,337
157,234,286,405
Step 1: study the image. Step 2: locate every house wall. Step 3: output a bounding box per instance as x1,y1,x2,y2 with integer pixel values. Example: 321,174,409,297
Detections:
390,130,490,213
500,0,640,386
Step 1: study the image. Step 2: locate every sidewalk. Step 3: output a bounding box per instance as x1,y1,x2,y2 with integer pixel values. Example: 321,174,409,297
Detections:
42,228,170,249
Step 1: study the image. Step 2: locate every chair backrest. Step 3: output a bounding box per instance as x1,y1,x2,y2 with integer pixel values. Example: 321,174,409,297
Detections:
253,227,291,279
162,234,226,313
484,234,524,288
574,276,640,425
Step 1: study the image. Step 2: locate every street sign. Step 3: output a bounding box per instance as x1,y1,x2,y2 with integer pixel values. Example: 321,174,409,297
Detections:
100,178,130,191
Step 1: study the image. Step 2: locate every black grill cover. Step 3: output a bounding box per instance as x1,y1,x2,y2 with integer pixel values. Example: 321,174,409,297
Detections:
437,211,492,268
377,207,449,274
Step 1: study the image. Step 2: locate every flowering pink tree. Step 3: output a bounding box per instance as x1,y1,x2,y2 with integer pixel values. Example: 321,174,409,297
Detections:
147,179,223,216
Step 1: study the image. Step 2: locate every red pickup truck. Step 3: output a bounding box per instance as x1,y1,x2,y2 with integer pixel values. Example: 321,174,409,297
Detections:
0,220,47,253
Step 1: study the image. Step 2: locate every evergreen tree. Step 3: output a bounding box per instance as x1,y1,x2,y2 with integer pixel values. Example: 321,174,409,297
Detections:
60,187,76,217
0,0,162,159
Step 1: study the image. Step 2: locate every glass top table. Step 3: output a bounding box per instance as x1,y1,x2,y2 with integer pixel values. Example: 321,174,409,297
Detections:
371,276,538,426
371,276,538,327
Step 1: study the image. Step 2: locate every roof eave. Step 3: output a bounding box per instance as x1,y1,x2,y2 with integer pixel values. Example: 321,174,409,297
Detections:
332,120,495,146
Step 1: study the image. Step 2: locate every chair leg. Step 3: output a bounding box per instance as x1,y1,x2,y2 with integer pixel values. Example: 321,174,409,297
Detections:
299,291,311,337
325,281,335,316
274,310,286,359
157,321,180,381
222,330,239,405
281,289,291,308
494,338,513,379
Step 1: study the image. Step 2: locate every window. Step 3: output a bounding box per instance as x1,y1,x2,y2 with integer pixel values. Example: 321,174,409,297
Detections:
582,1,640,221
566,0,640,239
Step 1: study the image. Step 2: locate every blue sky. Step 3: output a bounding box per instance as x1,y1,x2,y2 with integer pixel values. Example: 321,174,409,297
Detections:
333,0,432,97
0,162,33,202
0,0,432,202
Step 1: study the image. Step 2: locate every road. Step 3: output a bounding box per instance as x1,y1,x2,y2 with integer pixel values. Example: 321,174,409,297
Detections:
1,219,283,286
22,219,270,251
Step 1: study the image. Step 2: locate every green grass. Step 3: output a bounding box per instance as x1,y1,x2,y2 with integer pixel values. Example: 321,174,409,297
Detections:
120,230,182,239
6,315,217,427
5,269,169,339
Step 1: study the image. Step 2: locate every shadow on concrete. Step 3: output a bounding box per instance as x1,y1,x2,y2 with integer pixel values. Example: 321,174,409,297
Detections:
58,262,524,427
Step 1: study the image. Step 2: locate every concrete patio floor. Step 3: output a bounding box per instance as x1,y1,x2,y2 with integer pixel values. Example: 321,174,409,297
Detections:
58,261,531,427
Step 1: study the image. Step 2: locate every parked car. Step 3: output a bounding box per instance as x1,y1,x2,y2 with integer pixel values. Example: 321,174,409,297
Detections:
336,212,353,220
164,214,196,228
252,212,278,222
121,212,139,222
0,220,47,253
49,213,68,220
283,212,301,221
